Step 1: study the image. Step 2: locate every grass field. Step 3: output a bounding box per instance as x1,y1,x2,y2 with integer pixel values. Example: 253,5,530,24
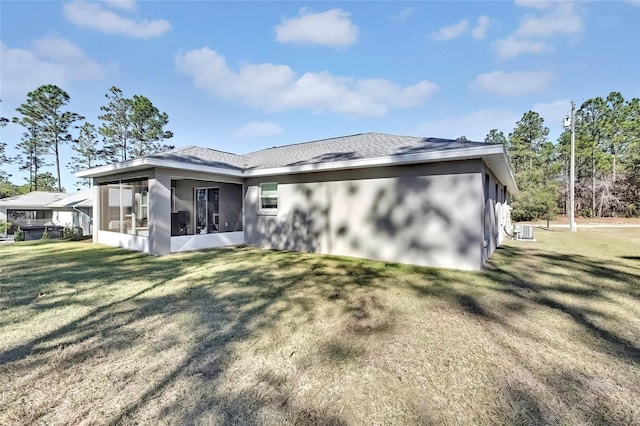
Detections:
1,228,639,425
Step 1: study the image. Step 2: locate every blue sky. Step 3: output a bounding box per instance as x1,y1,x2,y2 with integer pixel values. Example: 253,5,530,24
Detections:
1,0,639,190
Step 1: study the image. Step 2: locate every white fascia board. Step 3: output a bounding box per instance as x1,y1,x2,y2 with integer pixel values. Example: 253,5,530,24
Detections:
483,154,518,194
76,158,244,178
243,144,505,177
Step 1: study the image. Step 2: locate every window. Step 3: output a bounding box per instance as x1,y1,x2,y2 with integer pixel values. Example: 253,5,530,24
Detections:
259,182,278,211
484,174,490,202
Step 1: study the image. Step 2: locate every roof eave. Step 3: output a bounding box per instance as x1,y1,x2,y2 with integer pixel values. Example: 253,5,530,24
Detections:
76,158,244,179
243,144,505,177
74,144,517,193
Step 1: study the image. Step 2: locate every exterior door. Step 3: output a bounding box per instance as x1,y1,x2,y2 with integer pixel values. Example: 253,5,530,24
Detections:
195,188,219,234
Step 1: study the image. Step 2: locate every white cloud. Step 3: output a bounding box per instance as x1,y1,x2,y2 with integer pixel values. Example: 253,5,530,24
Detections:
493,36,550,59
274,8,358,48
392,7,415,22
418,108,520,141
494,2,584,59
471,16,491,40
175,47,438,117
432,16,491,41
515,3,583,38
431,19,469,41
104,0,136,11
233,121,283,139
470,70,553,96
0,37,109,100
33,35,107,81
514,0,555,9
63,2,171,39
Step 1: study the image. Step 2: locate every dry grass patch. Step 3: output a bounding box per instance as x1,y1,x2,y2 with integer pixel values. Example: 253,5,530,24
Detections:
1,229,639,424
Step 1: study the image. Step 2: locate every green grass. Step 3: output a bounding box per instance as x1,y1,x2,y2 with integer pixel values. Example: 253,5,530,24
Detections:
1,229,639,425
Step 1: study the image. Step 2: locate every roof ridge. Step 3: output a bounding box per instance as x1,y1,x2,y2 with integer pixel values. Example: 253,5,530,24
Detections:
186,145,248,158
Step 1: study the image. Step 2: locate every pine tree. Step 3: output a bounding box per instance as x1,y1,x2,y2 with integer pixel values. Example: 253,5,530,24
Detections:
507,112,558,221
99,86,132,163
484,129,507,146
15,127,50,192
99,87,173,163
13,85,83,192
69,122,102,188
0,115,10,182
507,111,549,173
129,95,174,158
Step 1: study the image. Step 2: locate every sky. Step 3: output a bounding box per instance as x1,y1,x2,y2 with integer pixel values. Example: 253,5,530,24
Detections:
1,0,639,190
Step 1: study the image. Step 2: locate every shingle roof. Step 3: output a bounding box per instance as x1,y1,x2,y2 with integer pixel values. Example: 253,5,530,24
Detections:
149,133,485,171
76,132,516,193
0,191,69,207
147,145,247,170
243,133,485,169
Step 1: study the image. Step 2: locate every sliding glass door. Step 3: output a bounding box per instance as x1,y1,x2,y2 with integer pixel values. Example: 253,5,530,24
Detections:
195,188,219,234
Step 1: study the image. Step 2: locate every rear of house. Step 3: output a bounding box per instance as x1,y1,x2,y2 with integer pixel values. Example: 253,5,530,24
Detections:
78,133,516,270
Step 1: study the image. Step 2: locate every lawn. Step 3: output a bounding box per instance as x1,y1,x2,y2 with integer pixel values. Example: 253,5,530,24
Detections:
1,228,639,425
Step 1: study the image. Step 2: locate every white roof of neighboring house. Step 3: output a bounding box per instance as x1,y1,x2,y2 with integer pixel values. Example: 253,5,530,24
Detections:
0,191,68,208
47,189,93,208
0,190,93,209
77,132,518,193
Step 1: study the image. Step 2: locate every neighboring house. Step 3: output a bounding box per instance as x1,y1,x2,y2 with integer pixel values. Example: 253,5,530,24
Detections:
77,133,517,270
46,189,94,236
0,190,93,238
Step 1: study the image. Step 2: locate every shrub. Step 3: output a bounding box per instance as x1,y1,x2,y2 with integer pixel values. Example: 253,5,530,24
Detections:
72,226,83,240
63,225,83,240
41,228,51,240
14,227,25,242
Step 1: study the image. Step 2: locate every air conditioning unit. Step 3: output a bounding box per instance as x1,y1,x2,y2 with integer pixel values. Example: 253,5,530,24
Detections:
513,224,535,240
520,225,534,240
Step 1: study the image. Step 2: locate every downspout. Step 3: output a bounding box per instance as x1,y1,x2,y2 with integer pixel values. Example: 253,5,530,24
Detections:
72,205,93,223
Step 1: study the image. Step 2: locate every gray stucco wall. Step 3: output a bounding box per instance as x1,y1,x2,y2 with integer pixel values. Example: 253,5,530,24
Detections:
149,169,172,255
244,160,485,270
481,164,511,265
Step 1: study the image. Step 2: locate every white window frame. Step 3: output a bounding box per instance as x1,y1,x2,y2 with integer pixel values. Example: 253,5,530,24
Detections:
258,182,278,215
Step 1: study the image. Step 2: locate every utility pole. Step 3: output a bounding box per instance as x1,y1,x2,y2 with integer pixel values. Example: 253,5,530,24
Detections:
569,101,577,232
564,102,577,232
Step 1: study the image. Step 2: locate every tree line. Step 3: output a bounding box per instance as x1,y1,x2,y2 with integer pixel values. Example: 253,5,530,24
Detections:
0,85,173,196
487,91,640,220
1,86,638,220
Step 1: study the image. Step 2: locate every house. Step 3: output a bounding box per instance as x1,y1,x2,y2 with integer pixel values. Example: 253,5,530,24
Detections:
0,190,93,239
77,133,517,270
46,189,94,236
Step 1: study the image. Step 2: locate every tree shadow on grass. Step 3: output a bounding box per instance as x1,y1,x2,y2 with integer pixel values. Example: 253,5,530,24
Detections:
1,243,399,424
1,238,638,424
486,245,640,363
